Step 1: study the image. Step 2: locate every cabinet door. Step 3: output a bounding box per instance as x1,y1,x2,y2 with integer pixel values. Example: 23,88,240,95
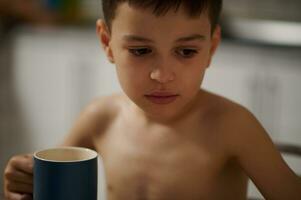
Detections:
270,67,301,145
257,47,301,145
12,30,78,152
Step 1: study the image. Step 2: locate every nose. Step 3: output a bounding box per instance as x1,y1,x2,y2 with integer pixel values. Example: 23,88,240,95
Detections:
150,64,175,84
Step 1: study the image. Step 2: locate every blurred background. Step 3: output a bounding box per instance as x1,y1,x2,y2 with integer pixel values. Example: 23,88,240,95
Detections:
0,0,300,199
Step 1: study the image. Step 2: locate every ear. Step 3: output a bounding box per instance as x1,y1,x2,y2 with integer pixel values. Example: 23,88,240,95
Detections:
210,25,221,56
206,25,221,67
96,19,115,63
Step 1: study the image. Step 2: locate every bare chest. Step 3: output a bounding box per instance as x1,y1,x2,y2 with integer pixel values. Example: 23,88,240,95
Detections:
97,119,246,200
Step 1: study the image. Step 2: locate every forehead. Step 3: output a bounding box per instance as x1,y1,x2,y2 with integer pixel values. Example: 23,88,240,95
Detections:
110,2,211,38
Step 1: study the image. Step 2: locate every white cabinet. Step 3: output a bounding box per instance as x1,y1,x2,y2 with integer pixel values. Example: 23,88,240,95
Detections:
11,28,121,153
12,29,79,152
266,65,301,144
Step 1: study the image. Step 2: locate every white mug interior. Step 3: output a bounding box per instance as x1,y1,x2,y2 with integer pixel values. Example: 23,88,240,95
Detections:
34,147,98,162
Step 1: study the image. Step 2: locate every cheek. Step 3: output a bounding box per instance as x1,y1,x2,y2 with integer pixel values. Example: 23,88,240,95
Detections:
115,59,150,94
180,67,206,91
199,49,211,64
116,60,149,82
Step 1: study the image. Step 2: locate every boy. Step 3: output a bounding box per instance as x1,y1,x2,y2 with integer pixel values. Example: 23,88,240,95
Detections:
3,0,301,199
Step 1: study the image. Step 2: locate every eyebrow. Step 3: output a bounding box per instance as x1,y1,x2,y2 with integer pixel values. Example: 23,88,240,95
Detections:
122,34,206,43
123,35,153,43
175,34,206,42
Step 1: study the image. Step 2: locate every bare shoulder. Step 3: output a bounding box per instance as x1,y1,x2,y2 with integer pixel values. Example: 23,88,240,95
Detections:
81,93,122,123
201,90,254,121
62,93,124,148
201,90,264,149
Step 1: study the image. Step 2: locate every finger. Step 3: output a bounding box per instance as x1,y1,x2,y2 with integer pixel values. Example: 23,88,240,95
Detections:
10,155,33,175
21,194,33,200
6,180,33,194
5,191,23,200
5,169,33,184
5,192,32,200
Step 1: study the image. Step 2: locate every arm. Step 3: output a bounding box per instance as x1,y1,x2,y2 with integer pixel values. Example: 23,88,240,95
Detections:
227,107,301,200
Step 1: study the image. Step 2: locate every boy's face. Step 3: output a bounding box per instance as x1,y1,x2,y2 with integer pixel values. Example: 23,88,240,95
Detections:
97,2,221,121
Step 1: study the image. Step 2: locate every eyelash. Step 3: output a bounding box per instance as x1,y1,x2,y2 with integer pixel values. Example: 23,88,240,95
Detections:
128,47,199,58
177,48,199,58
128,48,152,57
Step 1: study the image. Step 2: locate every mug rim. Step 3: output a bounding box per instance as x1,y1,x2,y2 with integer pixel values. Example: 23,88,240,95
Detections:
34,146,98,163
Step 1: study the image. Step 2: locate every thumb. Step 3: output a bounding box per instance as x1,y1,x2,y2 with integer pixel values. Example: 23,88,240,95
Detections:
21,194,33,200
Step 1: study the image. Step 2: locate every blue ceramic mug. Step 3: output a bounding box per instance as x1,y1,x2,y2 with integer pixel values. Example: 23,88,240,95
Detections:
34,147,98,200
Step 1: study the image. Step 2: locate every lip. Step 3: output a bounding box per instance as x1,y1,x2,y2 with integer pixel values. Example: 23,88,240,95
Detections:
144,92,179,105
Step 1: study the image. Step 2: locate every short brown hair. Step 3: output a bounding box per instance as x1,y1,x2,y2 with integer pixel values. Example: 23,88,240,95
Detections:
102,0,223,33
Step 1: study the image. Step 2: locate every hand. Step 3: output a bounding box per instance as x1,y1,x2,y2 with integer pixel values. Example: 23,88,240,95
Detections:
3,154,33,200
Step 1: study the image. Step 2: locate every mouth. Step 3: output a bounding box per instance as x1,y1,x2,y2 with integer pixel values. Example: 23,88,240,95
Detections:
144,92,179,105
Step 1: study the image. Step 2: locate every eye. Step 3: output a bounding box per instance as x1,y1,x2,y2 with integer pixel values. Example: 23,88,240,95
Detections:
128,48,152,56
176,48,198,58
